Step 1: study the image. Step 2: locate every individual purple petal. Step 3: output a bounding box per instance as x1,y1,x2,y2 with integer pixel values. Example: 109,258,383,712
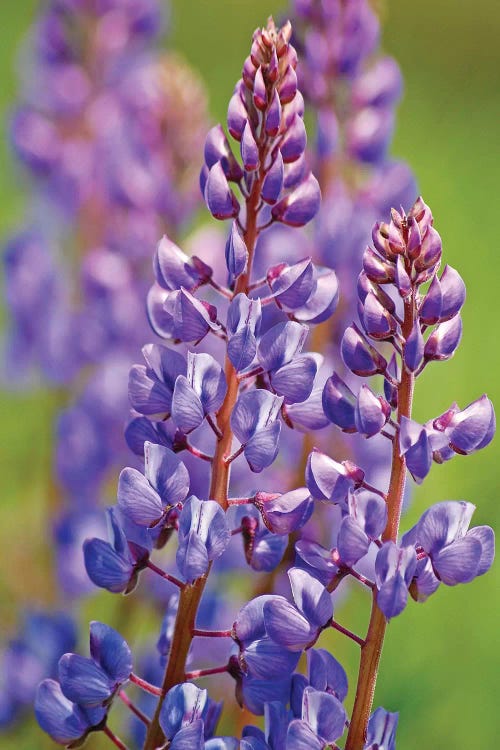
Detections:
433,536,482,585
147,283,175,338
375,542,417,619
58,654,111,707
467,526,495,576
283,152,307,190
242,637,300,680
404,319,424,372
408,557,441,602
270,355,318,405
204,124,243,181
308,648,348,703
341,324,387,376
289,568,333,630
242,515,288,571
244,421,282,473
280,114,307,163
255,488,313,534
262,150,284,204
395,255,411,297
416,501,475,555
233,596,273,646
188,351,227,415
204,161,240,220
117,467,163,526
306,450,364,506
257,320,308,372
285,388,330,431
419,274,442,324
170,720,205,750
89,622,132,685
268,258,315,310
446,395,495,454
292,267,339,324
241,122,259,171
83,537,135,594
415,226,442,273
227,86,248,141
263,597,315,652
271,173,321,227
125,415,172,456
337,517,371,567
144,442,190,506
159,682,207,740
172,377,204,433
354,385,389,437
177,497,230,582
35,679,105,746
239,674,292,717
424,315,462,361
165,288,220,343
322,373,357,432
294,539,338,588
231,389,283,445
363,247,395,284
365,707,398,750
225,221,248,277
302,686,346,744
399,417,432,484
265,89,282,136
362,292,397,340
129,342,186,417
286,720,322,750
154,235,206,292
439,265,466,321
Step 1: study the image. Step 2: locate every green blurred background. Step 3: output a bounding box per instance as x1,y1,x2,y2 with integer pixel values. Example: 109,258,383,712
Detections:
1,0,499,747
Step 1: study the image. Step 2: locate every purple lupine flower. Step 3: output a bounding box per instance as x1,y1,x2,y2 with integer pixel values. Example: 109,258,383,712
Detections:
375,542,417,619
35,680,106,747
128,344,187,418
409,501,494,585
241,511,289,572
117,441,189,527
264,568,333,651
176,496,230,582
230,390,283,473
364,707,398,750
294,539,339,588
227,294,262,372
171,352,227,434
287,686,347,750
306,449,365,508
337,491,387,567
83,507,153,594
58,622,132,708
254,488,313,534
158,682,207,750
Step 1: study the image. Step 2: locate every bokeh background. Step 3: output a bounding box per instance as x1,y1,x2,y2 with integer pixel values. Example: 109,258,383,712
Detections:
1,1,499,748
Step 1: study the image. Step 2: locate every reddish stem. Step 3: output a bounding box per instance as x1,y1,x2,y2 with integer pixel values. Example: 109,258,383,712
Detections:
192,628,232,638
129,673,163,697
103,725,128,750
119,690,150,725
331,619,365,648
146,561,184,589
185,664,229,679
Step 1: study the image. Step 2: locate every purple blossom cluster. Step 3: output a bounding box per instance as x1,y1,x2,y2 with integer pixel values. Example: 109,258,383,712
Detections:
30,14,495,750
1,4,494,750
